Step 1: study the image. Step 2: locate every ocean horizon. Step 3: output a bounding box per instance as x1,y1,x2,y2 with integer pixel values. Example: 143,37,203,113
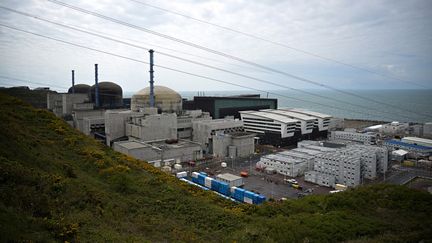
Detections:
124,89,432,123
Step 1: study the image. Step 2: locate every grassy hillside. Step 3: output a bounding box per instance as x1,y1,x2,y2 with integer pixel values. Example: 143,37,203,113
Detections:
0,93,431,242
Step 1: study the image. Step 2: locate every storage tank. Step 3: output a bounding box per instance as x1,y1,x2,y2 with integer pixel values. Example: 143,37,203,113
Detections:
131,85,182,113
68,84,91,94
90,81,123,108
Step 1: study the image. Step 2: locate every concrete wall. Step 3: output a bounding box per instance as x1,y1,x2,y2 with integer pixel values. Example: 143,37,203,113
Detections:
113,140,202,162
231,134,255,158
62,94,89,116
105,110,140,146
126,113,177,141
72,109,106,132
82,116,105,135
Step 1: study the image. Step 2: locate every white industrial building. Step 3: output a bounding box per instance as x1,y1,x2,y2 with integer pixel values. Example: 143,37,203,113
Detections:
281,108,331,132
312,151,361,187
401,137,432,147
239,110,297,137
259,153,308,177
304,171,336,187
260,109,316,135
330,131,377,145
216,173,244,187
380,121,410,136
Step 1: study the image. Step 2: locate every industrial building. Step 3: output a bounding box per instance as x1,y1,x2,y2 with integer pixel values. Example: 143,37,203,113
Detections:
239,109,332,146
90,81,123,108
216,173,244,187
383,139,432,156
284,108,332,133
330,130,377,145
240,110,297,146
131,85,183,113
259,153,308,177
311,151,361,187
113,139,203,165
192,118,255,158
380,121,410,136
260,109,316,138
182,94,277,119
126,112,178,141
401,137,432,147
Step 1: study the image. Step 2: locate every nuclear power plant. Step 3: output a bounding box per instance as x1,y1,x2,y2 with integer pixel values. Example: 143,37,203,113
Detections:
45,50,337,178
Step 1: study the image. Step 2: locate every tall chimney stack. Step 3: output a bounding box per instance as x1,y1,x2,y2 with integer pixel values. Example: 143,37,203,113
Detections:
95,64,100,108
149,49,155,108
71,70,75,94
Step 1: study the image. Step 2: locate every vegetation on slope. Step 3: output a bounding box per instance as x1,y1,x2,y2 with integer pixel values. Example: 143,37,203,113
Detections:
0,93,431,242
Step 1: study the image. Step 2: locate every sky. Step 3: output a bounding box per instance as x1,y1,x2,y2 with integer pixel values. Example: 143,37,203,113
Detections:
0,0,431,93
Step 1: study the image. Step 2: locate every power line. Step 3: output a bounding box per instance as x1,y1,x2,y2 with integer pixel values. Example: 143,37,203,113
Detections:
42,0,432,119
127,0,428,89
1,6,429,121
0,23,401,122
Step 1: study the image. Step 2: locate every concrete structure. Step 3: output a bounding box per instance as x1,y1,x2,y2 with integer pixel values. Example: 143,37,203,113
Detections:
401,137,432,147
113,139,202,164
82,116,105,136
380,121,410,136
216,173,244,187
424,122,432,138
126,113,177,142
47,92,89,117
131,85,182,113
192,118,254,158
177,110,212,139
72,109,105,132
105,109,142,146
330,131,377,145
259,153,308,177
90,81,123,109
183,94,277,119
328,117,344,131
68,84,91,94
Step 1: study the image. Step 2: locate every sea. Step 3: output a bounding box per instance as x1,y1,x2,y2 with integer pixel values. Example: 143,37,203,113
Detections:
125,89,432,123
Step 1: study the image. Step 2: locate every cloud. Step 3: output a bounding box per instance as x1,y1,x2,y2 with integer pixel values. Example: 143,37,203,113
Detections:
0,0,431,92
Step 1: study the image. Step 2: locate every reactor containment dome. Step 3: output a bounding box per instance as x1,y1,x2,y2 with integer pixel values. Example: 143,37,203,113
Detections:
90,81,123,108
68,84,91,94
131,85,182,113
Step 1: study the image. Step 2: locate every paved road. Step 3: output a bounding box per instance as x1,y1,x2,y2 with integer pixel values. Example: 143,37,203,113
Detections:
385,167,432,185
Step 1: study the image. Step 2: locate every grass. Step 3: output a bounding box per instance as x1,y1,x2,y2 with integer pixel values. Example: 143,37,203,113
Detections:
0,92,431,242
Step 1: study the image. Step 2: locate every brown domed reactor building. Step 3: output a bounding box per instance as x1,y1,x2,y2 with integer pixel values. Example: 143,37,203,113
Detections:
90,81,123,109
131,85,182,113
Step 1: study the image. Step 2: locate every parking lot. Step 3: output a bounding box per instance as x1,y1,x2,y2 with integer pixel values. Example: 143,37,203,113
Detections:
183,151,332,200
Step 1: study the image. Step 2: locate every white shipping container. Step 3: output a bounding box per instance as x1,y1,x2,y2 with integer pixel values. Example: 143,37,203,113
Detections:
230,186,237,194
244,197,253,204
192,172,199,178
176,171,187,178
204,177,213,188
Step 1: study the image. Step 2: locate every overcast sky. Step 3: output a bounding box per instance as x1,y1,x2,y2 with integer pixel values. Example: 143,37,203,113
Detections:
0,0,431,93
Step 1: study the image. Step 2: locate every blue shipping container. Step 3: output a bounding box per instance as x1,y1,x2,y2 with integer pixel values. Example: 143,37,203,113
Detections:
218,182,231,196
197,174,206,185
211,180,220,192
